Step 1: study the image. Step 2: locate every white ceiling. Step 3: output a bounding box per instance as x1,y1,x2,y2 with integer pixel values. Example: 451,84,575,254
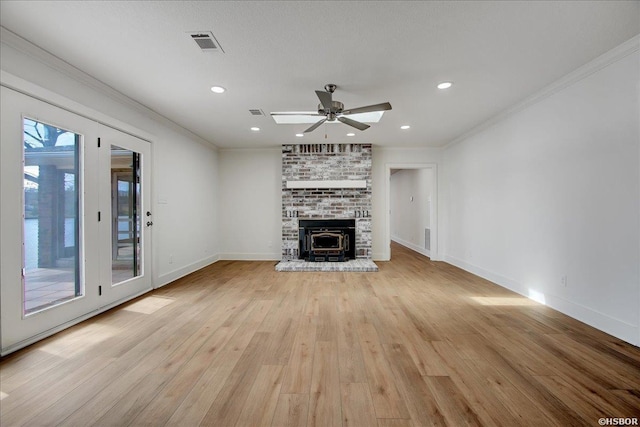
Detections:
1,1,638,149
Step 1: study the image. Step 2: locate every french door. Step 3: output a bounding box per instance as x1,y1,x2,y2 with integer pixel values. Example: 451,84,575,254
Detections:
98,126,152,305
0,86,152,354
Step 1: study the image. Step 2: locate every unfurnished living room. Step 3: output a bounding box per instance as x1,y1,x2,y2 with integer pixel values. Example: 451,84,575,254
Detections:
1,1,639,426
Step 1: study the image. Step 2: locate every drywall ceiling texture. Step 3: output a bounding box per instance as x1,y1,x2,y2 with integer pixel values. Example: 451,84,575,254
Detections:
0,1,638,148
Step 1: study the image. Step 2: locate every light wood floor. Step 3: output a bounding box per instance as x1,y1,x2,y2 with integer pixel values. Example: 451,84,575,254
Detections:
1,242,639,426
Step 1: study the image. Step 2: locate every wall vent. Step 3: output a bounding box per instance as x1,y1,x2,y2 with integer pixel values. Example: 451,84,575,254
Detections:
249,109,265,116
425,228,431,251
188,31,224,53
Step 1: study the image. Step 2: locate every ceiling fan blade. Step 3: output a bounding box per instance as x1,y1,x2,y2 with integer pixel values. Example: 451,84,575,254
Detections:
304,118,327,133
342,102,392,115
270,112,324,116
315,90,333,111
338,116,370,131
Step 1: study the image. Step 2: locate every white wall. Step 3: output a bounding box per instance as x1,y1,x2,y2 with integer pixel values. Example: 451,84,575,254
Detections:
0,28,220,289
218,149,282,260
154,132,218,285
443,40,640,345
390,169,432,256
214,146,445,263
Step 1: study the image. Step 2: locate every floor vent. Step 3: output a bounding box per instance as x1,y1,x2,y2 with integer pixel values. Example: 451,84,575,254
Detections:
188,32,224,53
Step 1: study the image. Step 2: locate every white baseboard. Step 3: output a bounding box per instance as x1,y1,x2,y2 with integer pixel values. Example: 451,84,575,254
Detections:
156,254,219,288
444,254,639,347
218,252,281,261
391,236,431,258
373,252,389,262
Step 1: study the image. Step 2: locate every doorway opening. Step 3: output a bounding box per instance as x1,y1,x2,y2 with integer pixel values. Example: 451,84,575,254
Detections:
385,163,438,261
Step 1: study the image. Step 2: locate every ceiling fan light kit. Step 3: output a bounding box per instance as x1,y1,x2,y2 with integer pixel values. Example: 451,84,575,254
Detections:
271,84,392,134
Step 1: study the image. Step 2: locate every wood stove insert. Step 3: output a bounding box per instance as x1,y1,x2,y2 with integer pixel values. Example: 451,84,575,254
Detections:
299,219,355,262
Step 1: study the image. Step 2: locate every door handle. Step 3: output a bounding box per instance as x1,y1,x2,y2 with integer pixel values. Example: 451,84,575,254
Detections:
146,221,153,227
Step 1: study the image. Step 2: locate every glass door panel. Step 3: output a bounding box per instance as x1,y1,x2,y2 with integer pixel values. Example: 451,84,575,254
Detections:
1,87,152,355
99,128,151,306
111,146,141,285
1,86,101,354
22,118,82,314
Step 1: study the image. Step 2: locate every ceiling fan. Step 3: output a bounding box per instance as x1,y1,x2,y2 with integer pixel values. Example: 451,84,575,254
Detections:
271,84,392,133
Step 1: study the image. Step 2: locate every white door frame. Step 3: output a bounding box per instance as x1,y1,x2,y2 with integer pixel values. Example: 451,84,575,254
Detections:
384,163,439,261
1,73,155,355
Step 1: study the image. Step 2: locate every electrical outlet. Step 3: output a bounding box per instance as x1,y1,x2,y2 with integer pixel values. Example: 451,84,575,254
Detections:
169,254,173,264
561,275,568,287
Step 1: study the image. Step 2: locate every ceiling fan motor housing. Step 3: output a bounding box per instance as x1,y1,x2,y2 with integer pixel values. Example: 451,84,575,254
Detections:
318,101,344,120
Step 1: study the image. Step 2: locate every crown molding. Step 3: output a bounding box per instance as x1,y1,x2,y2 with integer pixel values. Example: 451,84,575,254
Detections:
445,34,640,149
0,26,217,149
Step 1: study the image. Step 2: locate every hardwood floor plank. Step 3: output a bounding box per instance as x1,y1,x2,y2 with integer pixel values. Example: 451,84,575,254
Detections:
199,331,273,426
92,292,259,426
356,323,410,419
382,343,446,426
316,296,339,342
377,420,415,427
308,340,342,427
545,333,640,387
431,340,530,427
534,375,609,424
610,390,640,417
271,393,309,427
423,375,483,426
336,310,368,383
385,306,449,376
2,243,639,426
340,382,378,427
462,357,557,426
281,314,317,394
1,292,215,426
234,364,284,427
446,333,586,426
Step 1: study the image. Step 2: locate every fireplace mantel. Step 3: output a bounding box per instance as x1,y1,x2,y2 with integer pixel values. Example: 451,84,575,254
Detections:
285,179,366,189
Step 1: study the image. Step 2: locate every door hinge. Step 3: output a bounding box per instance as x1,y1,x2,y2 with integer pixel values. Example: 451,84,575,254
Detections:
98,137,101,148
99,285,102,296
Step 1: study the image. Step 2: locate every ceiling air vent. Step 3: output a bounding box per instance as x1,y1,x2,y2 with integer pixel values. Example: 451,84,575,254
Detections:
249,109,265,116
188,31,224,53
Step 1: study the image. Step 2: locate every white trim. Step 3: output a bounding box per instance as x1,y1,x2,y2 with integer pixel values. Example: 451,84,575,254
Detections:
391,236,430,258
1,70,155,143
384,163,439,262
286,180,366,189
445,34,640,149
156,254,219,288
218,252,281,261
444,255,639,346
0,26,215,149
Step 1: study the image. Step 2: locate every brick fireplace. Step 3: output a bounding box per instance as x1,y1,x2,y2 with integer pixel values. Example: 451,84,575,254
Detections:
281,143,372,261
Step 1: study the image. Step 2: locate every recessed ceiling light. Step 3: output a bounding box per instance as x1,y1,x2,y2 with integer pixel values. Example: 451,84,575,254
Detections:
346,133,355,137
295,133,304,137
437,82,453,90
400,125,411,130
250,127,260,132
210,86,226,93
